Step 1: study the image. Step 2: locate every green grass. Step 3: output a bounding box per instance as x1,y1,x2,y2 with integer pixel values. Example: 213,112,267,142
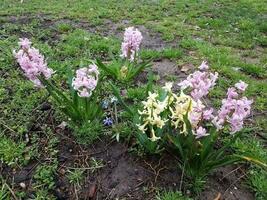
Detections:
0,135,27,166
127,86,148,101
248,168,267,200
71,120,103,144
156,191,192,200
34,164,57,190
67,169,84,185
0,0,267,198
0,180,10,200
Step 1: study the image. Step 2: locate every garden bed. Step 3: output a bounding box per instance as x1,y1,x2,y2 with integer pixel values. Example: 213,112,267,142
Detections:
1,1,267,199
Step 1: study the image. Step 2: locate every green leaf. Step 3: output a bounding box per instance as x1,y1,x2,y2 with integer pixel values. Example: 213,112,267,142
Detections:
127,60,151,80
96,59,117,78
235,155,267,170
167,133,185,161
137,132,158,153
110,82,134,115
205,155,241,171
146,69,153,95
200,127,218,161
213,132,242,160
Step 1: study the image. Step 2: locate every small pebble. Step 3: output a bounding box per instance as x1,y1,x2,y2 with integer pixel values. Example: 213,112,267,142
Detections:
25,133,29,143
20,182,26,189
232,67,240,71
57,121,67,129
40,102,51,111
59,168,65,175
88,184,97,198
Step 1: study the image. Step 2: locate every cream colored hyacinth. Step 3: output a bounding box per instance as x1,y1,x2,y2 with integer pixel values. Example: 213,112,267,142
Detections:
169,92,193,132
137,90,169,141
137,82,175,141
137,82,204,141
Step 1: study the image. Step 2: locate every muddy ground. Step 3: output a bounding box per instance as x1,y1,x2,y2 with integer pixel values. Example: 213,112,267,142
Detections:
1,14,177,50
1,124,254,200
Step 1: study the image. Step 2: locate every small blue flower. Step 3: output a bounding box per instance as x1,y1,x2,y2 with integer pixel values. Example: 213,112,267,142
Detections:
101,100,110,109
110,96,118,104
103,117,113,126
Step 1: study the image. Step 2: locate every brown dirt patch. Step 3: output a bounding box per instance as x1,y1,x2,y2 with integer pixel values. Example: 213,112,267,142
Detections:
1,15,177,50
153,60,184,90
200,165,254,200
0,125,255,200
54,131,181,200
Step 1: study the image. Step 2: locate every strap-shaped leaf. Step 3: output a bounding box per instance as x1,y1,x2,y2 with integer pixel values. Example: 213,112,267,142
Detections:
127,60,152,80
200,127,218,161
110,82,134,115
213,132,242,160
137,132,158,153
235,155,267,170
40,76,79,120
96,59,117,78
167,133,185,161
205,155,241,171
146,69,154,95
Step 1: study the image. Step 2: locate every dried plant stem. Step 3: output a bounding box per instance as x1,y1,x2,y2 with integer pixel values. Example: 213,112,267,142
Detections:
4,183,18,200
179,161,186,191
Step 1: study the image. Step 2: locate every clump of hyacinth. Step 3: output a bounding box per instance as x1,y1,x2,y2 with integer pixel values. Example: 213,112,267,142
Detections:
177,62,252,135
138,62,252,141
13,38,54,87
137,82,213,141
213,80,252,133
121,27,143,61
72,64,99,97
178,61,218,100
170,95,213,138
168,84,213,139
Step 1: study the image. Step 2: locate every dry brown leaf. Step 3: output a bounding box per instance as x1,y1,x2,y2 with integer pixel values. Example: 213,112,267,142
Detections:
88,183,97,198
181,64,193,73
214,192,221,200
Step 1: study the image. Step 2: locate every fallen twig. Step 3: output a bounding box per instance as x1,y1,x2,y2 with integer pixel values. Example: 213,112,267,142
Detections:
4,183,18,200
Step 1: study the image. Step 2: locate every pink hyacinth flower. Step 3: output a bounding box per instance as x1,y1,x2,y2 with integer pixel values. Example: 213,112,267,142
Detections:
13,38,54,87
213,81,252,133
72,64,99,98
203,108,214,120
227,87,238,99
18,38,32,49
121,27,143,62
198,61,209,70
228,115,244,133
178,62,218,100
235,80,248,92
195,126,209,139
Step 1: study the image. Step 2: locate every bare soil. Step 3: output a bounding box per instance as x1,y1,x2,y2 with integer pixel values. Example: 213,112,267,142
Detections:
1,14,176,50
0,124,254,200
